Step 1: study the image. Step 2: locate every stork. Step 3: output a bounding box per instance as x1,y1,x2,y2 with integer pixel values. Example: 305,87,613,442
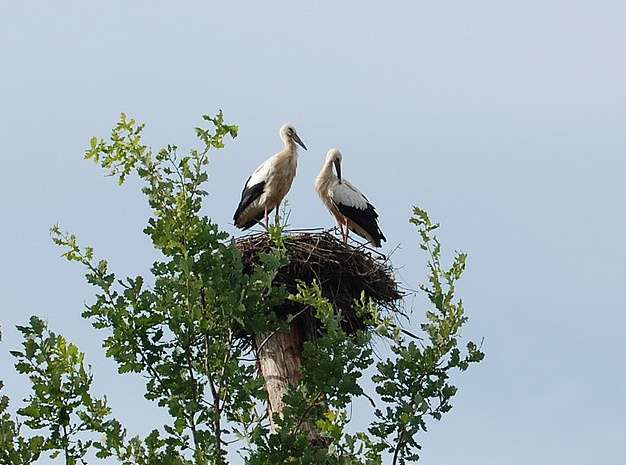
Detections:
315,148,386,247
233,124,307,230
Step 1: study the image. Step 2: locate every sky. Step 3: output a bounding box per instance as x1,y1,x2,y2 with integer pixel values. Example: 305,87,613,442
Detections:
1,1,625,464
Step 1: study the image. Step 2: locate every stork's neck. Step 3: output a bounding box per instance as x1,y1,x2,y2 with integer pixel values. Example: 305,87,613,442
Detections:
315,159,336,192
283,138,297,151
281,139,299,160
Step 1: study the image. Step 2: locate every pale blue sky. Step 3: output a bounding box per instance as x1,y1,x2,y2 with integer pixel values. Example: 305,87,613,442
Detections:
1,1,625,464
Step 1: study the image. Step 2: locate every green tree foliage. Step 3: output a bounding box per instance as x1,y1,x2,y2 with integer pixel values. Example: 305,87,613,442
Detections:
1,317,119,465
0,112,483,464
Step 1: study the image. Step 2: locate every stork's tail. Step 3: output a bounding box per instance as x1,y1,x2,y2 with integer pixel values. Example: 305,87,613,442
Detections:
372,229,386,248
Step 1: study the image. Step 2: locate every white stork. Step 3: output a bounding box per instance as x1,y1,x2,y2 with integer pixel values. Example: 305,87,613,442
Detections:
315,148,386,247
233,124,307,229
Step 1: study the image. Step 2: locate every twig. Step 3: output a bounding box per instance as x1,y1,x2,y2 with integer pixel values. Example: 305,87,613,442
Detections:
400,328,424,341
392,430,406,465
256,307,310,354
293,390,324,434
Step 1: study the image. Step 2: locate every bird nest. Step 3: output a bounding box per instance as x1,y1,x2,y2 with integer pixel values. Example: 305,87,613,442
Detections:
235,230,403,338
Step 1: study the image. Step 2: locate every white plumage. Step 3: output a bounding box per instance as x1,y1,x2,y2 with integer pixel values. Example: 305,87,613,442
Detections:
247,160,272,188
233,124,307,229
315,148,386,247
329,180,369,211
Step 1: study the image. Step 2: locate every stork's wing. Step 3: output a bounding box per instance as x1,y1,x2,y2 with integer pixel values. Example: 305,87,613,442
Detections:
330,180,370,211
233,159,271,227
331,180,385,246
246,158,272,188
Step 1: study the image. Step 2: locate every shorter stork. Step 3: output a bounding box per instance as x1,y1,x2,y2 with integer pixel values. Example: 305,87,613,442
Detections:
233,124,307,230
315,148,386,247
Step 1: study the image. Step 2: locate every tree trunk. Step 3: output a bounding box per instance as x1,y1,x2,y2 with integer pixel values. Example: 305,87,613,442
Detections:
256,323,320,441
256,324,303,429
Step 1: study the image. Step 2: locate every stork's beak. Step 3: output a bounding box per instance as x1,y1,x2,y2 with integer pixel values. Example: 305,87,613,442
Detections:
292,133,307,150
334,159,342,182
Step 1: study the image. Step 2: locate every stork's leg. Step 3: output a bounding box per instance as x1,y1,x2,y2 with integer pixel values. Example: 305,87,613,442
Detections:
343,217,349,244
275,201,281,226
264,206,269,230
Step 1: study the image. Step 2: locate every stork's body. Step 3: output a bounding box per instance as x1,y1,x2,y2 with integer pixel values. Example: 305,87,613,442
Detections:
234,124,307,229
315,149,386,247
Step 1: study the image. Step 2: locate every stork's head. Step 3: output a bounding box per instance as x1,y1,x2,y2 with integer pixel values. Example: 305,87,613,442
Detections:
280,124,307,150
326,148,343,182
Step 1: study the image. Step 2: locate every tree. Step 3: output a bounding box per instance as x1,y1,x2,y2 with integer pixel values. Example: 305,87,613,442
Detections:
0,111,484,465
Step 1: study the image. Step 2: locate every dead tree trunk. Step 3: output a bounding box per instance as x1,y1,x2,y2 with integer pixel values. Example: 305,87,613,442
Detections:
256,325,302,427
255,323,320,441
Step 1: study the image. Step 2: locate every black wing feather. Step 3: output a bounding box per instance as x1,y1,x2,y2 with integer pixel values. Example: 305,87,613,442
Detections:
336,202,386,247
233,178,266,229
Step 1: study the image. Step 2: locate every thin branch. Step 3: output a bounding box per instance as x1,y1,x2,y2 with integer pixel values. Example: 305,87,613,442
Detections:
255,307,309,354
293,390,324,434
205,333,223,452
399,328,424,341
184,349,199,450
392,429,406,465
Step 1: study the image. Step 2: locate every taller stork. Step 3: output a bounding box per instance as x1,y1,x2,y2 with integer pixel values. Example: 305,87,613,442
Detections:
315,148,386,247
233,124,307,229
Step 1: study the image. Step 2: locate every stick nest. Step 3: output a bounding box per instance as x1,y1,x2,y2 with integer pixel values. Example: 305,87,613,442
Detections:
235,230,403,336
